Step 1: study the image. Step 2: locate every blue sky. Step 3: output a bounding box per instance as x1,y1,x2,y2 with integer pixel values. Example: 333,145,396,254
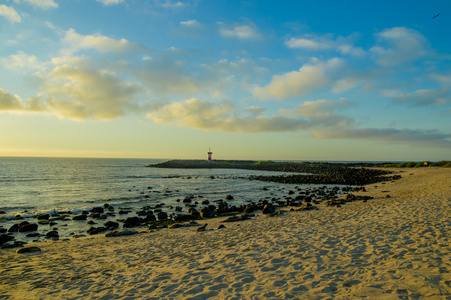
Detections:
0,0,450,161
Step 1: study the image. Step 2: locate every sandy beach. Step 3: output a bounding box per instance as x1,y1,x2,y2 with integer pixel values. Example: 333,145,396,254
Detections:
0,167,450,300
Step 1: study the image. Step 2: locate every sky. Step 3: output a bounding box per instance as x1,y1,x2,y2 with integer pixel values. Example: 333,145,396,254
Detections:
0,0,450,161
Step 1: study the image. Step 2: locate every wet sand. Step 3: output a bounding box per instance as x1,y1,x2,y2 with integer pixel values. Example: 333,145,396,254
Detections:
0,167,450,299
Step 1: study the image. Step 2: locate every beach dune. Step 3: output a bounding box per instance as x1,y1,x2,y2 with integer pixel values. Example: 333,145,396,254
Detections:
1,168,450,299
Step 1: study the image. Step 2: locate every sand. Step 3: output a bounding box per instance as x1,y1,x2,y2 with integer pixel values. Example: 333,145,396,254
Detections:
0,167,450,300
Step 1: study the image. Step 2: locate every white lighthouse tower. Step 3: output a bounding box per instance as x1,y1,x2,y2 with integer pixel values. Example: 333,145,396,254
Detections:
207,147,213,161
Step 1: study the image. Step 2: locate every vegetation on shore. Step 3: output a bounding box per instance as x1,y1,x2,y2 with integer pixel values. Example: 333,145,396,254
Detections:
378,160,451,168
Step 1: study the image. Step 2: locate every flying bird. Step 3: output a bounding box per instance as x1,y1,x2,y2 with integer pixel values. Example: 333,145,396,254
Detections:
433,13,441,19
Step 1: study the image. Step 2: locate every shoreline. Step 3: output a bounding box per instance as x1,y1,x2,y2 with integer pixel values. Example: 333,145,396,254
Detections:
1,167,450,299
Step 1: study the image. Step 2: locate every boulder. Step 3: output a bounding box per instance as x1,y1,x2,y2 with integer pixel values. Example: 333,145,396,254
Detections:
37,214,50,220
87,226,108,235
262,204,275,214
157,211,168,220
45,231,59,239
8,224,20,232
200,207,213,218
169,223,184,229
105,230,137,237
225,195,234,200
123,217,143,228
91,207,104,213
16,246,42,254
73,214,87,221
0,234,15,245
19,223,38,232
104,221,119,229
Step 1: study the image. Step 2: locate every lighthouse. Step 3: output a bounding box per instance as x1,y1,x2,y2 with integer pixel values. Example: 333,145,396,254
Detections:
207,147,213,161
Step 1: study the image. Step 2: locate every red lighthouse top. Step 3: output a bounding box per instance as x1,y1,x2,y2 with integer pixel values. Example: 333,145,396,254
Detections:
207,148,212,161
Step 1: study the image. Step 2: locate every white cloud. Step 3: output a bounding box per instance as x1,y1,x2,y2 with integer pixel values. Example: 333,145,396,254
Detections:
63,28,143,54
96,0,124,5
391,89,451,107
154,0,185,8
147,98,354,133
180,19,200,27
0,51,42,72
254,58,343,100
219,23,262,40
332,78,362,93
313,127,451,149
1,56,142,121
0,89,45,112
370,27,428,67
0,4,21,23
286,34,364,56
15,0,58,9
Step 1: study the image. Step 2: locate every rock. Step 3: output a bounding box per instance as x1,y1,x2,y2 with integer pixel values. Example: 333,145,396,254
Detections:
37,214,50,220
0,234,15,245
87,220,96,225
38,219,50,225
123,217,143,228
262,204,275,214
218,224,226,230
175,206,183,212
221,214,252,223
173,214,193,222
201,200,210,205
157,211,168,220
188,208,200,218
45,231,59,239
105,230,137,237
200,207,213,218
225,195,234,200
87,226,107,235
91,206,104,213
197,224,207,232
169,223,184,229
346,194,356,201
144,214,156,222
0,211,6,214
26,233,40,237
73,214,87,221
8,224,20,232
19,223,38,232
104,221,119,229
16,246,42,254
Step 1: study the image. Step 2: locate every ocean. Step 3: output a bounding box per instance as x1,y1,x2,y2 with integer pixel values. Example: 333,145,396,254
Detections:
0,157,341,243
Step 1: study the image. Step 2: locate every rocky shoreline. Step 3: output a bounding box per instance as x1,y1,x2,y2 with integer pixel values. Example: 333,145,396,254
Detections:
149,159,401,185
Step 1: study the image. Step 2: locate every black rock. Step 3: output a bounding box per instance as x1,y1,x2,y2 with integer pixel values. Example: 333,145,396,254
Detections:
157,211,168,220
73,214,87,221
8,224,20,232
91,207,104,213
225,195,234,200
0,234,15,245
262,204,275,214
123,216,144,228
26,233,40,237
104,221,119,228
37,214,50,220
19,223,38,232
45,231,59,239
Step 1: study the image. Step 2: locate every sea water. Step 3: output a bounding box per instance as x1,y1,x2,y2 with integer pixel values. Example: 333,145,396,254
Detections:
0,157,337,242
